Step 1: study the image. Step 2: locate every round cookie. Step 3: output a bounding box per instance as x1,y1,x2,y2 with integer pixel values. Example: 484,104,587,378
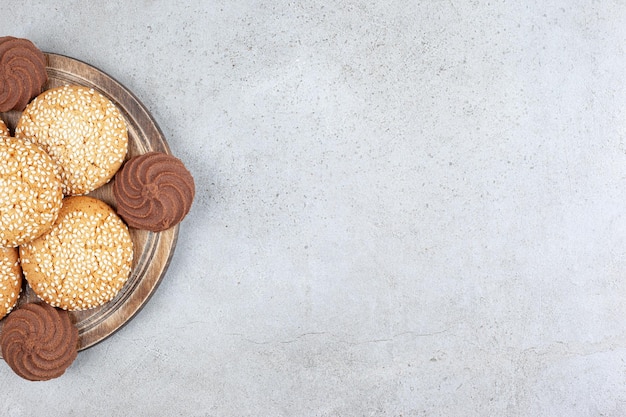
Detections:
15,85,128,196
0,119,9,137
113,152,195,231
0,302,78,381
0,36,48,112
20,196,134,311
0,247,22,320
0,136,63,247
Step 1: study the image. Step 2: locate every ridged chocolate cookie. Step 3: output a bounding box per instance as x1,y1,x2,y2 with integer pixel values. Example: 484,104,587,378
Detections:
15,85,128,195
113,152,195,231
0,36,47,112
0,302,78,381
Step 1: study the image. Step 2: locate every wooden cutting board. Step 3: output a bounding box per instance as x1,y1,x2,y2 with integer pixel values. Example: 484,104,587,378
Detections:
0,53,178,353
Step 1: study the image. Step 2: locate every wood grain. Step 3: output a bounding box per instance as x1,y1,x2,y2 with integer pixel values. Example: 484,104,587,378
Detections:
0,53,178,353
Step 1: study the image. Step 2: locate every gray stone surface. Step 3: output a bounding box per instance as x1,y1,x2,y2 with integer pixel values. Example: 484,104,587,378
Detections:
1,0,626,415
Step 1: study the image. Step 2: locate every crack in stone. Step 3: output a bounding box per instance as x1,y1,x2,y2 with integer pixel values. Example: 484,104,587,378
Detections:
519,339,626,360
225,327,453,346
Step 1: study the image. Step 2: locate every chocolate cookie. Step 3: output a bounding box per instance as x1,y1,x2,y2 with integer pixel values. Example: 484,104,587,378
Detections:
0,136,63,247
0,37,47,112
0,302,78,381
113,152,195,231
15,85,128,195
20,196,134,311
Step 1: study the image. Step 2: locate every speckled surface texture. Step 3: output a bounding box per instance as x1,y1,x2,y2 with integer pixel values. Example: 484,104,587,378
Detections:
1,1,626,416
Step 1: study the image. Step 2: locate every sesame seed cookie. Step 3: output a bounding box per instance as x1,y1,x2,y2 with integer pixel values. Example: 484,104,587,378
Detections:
0,119,9,137
0,247,22,320
0,136,63,247
15,85,128,196
20,196,134,311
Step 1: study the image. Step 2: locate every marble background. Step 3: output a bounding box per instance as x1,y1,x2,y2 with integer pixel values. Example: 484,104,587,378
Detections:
1,1,626,416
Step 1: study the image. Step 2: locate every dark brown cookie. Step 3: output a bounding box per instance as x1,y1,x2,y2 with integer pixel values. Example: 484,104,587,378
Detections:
113,152,195,231
0,302,78,381
0,37,47,112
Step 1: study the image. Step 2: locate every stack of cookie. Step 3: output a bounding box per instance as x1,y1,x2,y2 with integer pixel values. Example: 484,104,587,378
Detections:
0,37,194,381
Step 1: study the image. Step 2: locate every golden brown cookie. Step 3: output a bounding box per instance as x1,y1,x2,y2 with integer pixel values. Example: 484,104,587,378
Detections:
0,119,9,137
15,85,128,196
20,196,134,311
0,136,63,247
0,302,78,381
0,247,21,320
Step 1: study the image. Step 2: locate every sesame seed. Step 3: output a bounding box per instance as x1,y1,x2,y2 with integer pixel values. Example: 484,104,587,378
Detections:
15,85,128,196
0,247,21,318
0,136,63,247
20,196,133,311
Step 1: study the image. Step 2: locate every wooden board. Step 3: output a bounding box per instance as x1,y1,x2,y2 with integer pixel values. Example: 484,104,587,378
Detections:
0,53,179,353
